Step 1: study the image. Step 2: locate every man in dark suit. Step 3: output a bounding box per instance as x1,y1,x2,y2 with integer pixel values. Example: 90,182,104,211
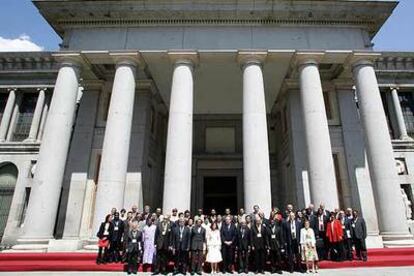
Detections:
268,217,283,274
351,210,368,261
221,215,237,273
236,220,251,273
153,215,173,275
283,212,302,273
316,207,329,260
125,220,143,275
190,218,206,275
110,212,125,263
250,214,268,274
339,211,353,260
172,218,191,275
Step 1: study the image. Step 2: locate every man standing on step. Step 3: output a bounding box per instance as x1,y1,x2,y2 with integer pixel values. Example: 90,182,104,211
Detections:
153,215,172,275
351,210,368,262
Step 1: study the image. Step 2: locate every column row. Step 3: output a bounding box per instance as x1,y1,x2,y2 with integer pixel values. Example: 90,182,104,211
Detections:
0,88,48,143
21,53,410,242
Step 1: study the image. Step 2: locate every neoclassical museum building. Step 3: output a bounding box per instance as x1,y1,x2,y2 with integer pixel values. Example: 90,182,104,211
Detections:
0,0,414,251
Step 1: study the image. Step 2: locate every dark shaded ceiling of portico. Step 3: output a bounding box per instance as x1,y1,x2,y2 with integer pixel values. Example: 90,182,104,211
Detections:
140,51,293,114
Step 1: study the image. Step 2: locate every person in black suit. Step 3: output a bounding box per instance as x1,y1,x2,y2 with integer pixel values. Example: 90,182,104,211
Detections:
172,218,191,275
125,220,143,275
351,210,368,261
221,215,237,273
268,214,283,274
338,211,353,261
190,218,206,275
250,214,268,274
153,215,173,275
316,208,329,260
109,212,125,263
96,214,114,264
283,212,303,273
235,220,251,273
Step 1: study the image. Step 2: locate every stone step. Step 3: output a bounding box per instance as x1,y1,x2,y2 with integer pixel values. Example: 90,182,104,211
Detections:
383,239,414,248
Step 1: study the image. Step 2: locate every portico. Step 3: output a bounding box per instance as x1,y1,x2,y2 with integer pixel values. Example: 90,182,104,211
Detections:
0,0,413,251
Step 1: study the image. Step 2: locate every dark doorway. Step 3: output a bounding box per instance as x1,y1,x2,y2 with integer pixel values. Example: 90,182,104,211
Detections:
203,176,237,215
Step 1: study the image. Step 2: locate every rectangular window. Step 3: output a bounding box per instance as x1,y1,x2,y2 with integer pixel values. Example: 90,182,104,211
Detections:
12,93,37,141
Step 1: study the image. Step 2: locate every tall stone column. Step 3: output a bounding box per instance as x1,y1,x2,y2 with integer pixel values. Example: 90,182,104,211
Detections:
298,58,339,210
93,55,139,232
0,88,17,142
352,59,410,238
163,53,197,213
25,88,46,142
239,53,272,215
22,56,81,240
391,88,412,141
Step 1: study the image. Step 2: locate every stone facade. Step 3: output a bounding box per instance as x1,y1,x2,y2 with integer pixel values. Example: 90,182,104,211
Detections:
0,0,414,250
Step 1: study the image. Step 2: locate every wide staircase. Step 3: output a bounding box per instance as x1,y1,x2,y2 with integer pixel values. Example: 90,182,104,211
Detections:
1,248,414,272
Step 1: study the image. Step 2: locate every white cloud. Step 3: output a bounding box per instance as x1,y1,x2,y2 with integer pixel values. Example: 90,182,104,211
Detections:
0,34,44,52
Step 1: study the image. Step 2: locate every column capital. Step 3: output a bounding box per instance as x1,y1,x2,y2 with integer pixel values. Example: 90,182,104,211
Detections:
36,88,48,93
237,51,267,69
168,51,199,69
52,52,84,69
109,52,143,68
348,52,381,71
6,88,17,93
295,52,325,68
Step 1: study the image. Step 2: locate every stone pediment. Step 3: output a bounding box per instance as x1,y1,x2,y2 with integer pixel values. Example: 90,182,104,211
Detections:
33,0,397,38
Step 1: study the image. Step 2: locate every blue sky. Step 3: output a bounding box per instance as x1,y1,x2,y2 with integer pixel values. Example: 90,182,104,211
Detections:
0,0,413,51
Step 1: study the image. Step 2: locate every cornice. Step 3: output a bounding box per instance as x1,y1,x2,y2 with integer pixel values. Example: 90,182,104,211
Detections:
33,0,397,38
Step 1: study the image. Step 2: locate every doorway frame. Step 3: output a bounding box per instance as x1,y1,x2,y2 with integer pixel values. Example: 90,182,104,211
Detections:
193,168,243,214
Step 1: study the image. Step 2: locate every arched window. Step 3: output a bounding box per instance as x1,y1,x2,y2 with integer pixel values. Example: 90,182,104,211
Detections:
0,163,18,241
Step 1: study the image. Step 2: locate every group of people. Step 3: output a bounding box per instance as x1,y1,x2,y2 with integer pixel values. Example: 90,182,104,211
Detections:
96,203,368,275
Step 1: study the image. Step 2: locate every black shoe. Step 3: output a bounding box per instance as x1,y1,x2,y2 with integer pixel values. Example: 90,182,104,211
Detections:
191,272,195,275
197,272,202,275
255,271,259,274
275,270,282,274
244,269,249,274
153,272,160,275
228,271,234,274
173,271,180,275
260,271,265,274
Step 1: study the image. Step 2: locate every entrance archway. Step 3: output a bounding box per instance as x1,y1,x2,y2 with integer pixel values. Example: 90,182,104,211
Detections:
0,163,18,241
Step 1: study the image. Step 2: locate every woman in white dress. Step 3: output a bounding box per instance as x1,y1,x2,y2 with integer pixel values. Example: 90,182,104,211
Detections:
300,220,319,274
206,222,222,274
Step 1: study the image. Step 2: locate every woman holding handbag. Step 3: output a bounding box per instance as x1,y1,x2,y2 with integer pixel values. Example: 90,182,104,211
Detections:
96,214,114,264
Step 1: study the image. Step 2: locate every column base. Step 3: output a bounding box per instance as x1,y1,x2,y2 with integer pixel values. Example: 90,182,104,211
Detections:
366,234,383,248
401,135,414,141
23,138,40,143
11,238,49,252
10,238,84,252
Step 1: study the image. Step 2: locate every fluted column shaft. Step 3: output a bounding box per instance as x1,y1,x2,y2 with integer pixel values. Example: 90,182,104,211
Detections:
0,89,17,141
163,60,194,213
25,88,46,142
93,60,137,232
353,60,410,237
299,60,339,210
242,60,272,215
391,88,412,140
23,60,80,239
